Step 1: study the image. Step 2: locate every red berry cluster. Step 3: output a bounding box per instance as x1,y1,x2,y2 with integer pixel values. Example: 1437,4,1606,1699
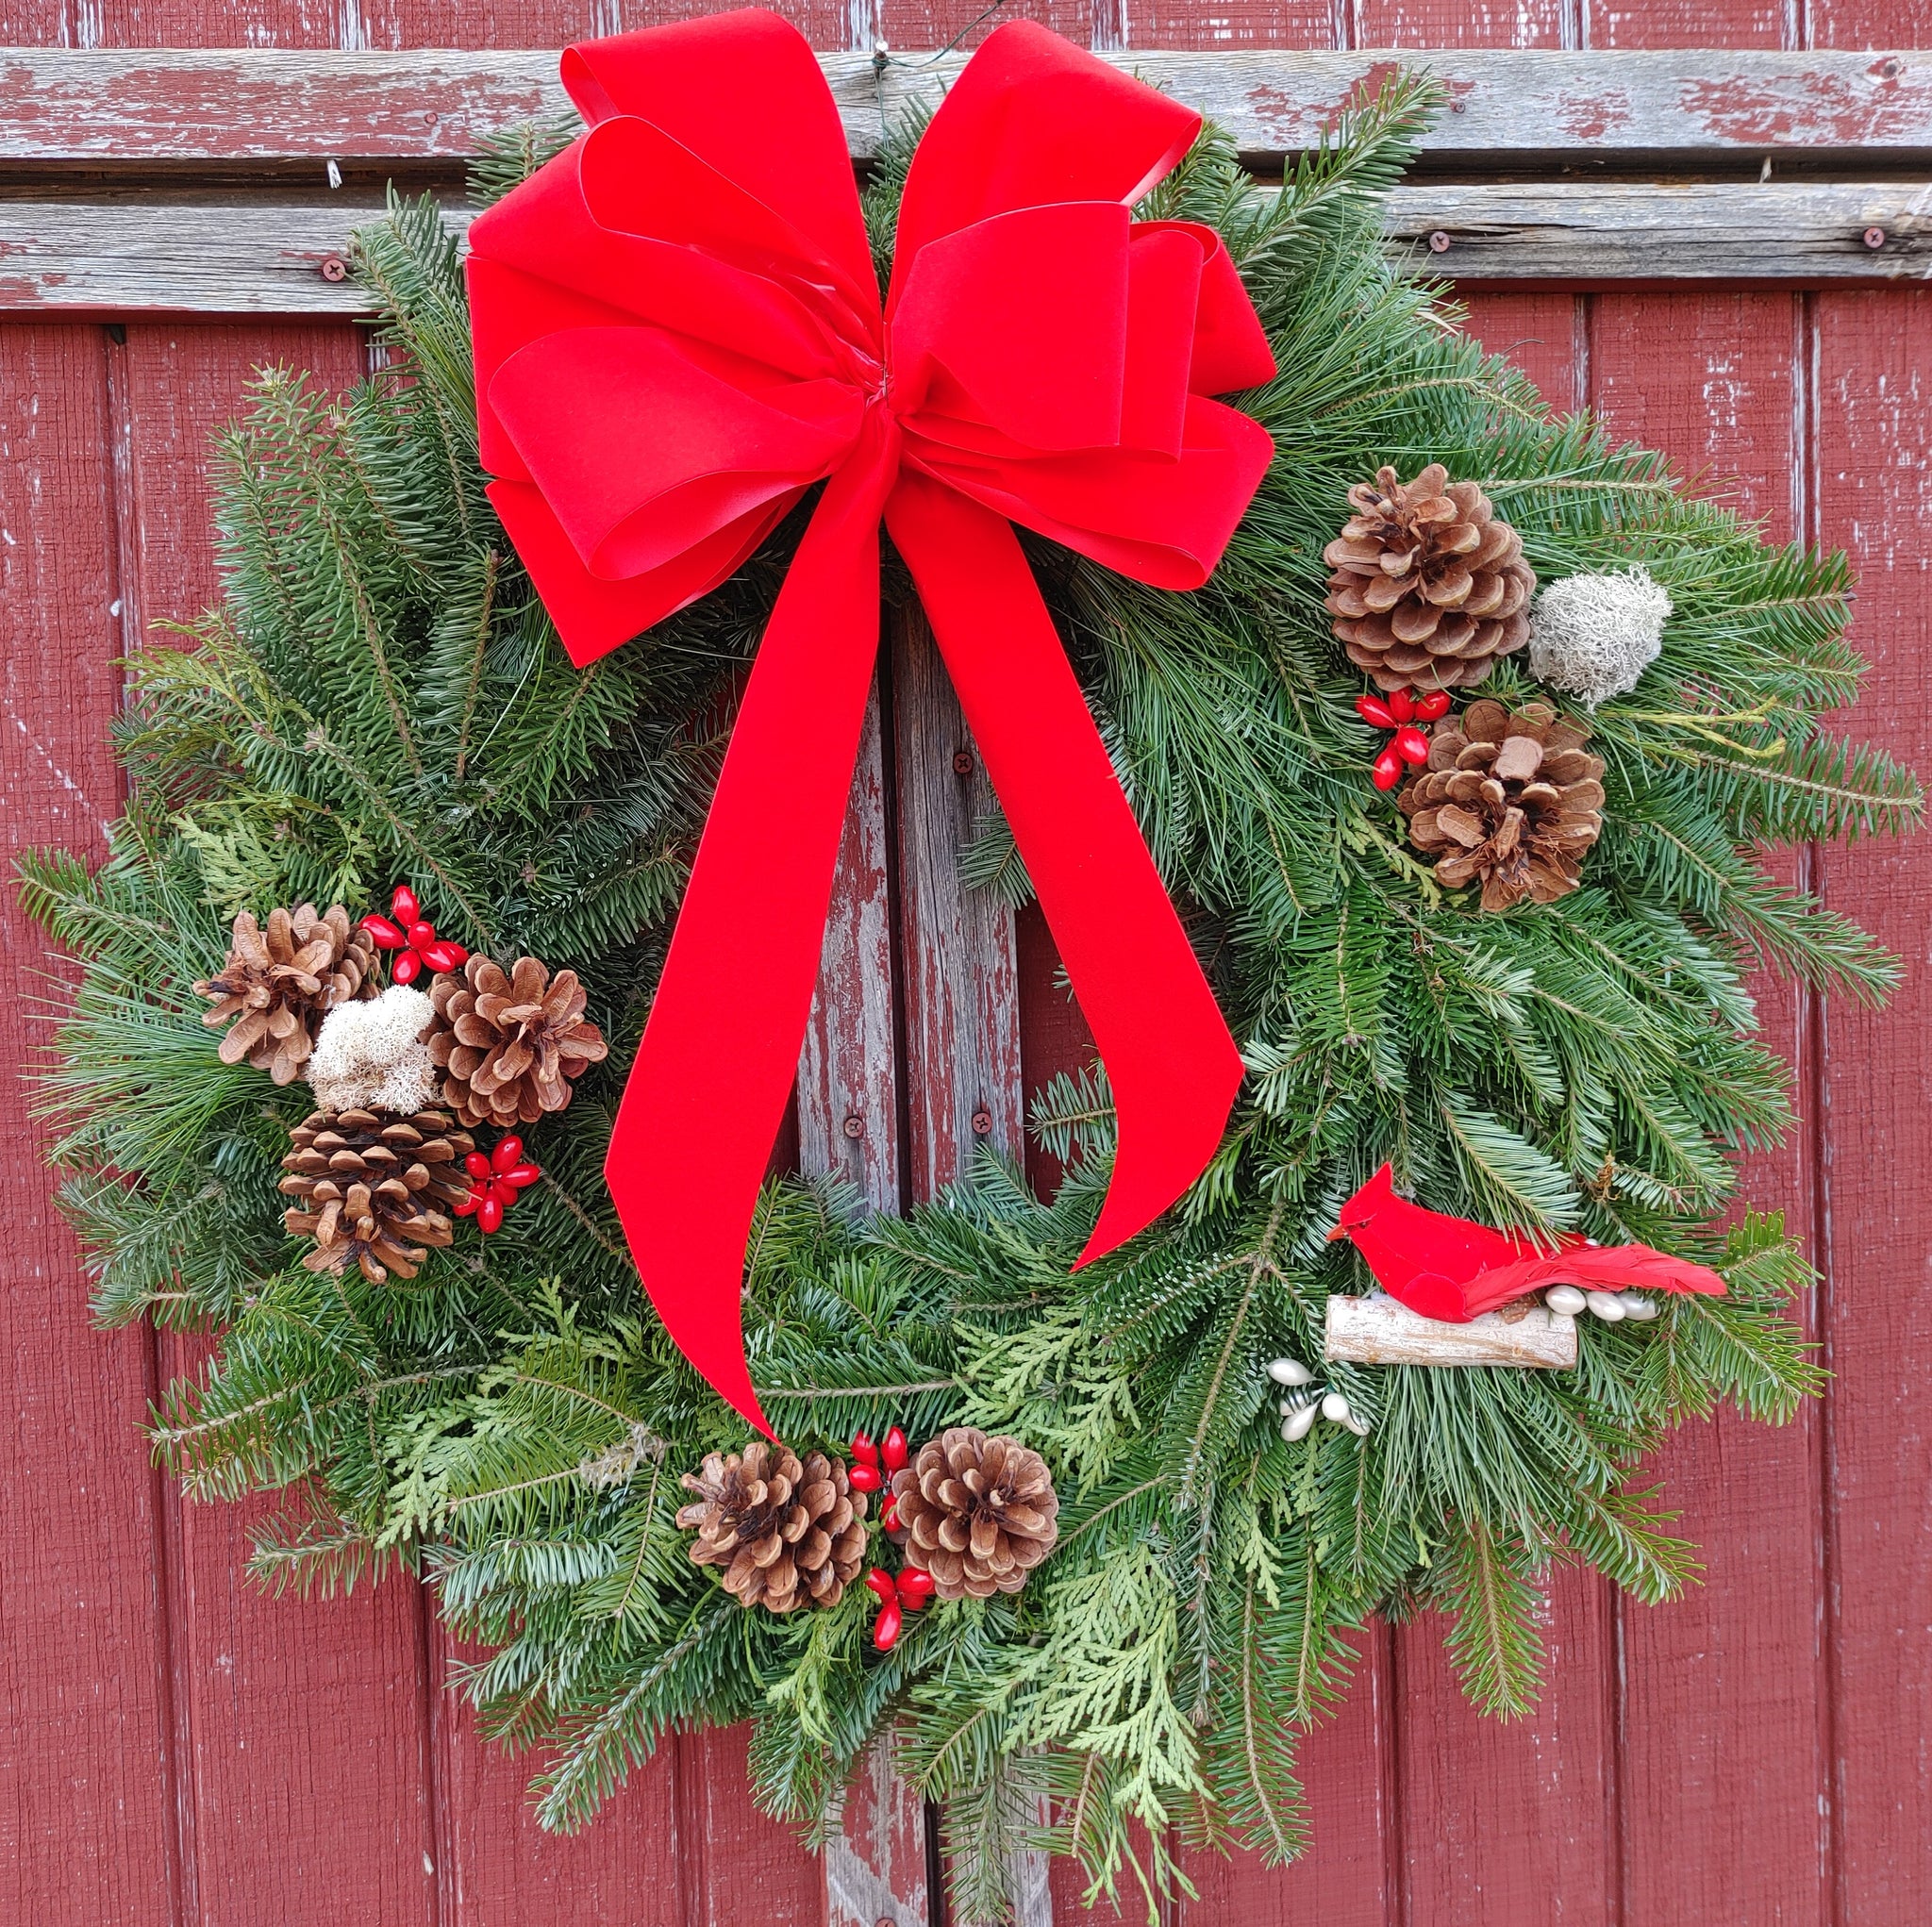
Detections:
848,1426,933,1650
454,1133,541,1233
361,885,468,985
1356,687,1453,789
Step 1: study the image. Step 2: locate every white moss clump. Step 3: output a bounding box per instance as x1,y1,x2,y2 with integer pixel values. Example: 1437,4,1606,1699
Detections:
308,983,440,1115
1525,566,1672,706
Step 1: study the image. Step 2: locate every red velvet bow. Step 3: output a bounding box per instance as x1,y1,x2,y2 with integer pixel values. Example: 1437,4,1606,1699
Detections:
468,9,1277,1436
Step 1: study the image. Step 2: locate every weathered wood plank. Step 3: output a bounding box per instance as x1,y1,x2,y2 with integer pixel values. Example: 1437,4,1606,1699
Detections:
8,181,1926,319
1324,1293,1578,1369
2,46,1928,164
889,603,1025,1200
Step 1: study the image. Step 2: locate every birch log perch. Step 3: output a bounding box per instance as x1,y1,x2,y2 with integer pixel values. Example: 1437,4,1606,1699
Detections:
1325,1292,1579,1369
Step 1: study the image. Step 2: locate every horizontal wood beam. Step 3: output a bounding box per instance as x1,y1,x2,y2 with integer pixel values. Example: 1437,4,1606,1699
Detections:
2,181,1924,316
0,47,1927,167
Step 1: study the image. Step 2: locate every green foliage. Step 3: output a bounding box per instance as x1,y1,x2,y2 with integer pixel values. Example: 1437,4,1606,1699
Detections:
19,77,1914,1919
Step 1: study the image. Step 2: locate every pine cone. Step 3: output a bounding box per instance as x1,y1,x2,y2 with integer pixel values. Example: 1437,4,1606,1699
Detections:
279,1106,475,1285
891,1427,1058,1601
676,1443,868,1612
1398,699,1607,911
195,905,376,1085
1324,463,1535,693
426,955,608,1129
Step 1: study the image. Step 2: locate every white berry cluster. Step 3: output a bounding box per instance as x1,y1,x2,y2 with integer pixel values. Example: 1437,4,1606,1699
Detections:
1267,1355,1370,1439
1542,1285,1658,1323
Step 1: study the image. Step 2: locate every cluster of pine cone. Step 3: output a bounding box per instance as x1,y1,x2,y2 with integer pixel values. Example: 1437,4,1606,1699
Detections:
675,1425,1059,1618
195,899,606,1284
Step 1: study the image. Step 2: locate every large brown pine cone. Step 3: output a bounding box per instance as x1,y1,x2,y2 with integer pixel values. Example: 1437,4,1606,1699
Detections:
426,955,608,1129
1324,463,1535,693
279,1107,475,1285
676,1443,868,1612
891,1427,1058,1601
1398,699,1607,911
194,905,376,1085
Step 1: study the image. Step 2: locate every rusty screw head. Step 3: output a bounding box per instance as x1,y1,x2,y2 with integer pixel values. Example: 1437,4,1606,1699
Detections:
1880,57,1902,78
1864,226,1888,250
970,1109,993,1137
1449,98,1467,114
952,749,974,776
841,1115,865,1140
319,255,348,282
1427,230,1452,255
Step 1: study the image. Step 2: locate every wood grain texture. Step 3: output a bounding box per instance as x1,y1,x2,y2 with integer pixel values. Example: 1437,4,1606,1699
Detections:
1811,286,1932,1926
889,604,1024,1197
799,677,903,1214
4,46,1930,163
1324,1293,1579,1367
0,319,179,1927
1585,287,1833,1927
675,1725,829,1927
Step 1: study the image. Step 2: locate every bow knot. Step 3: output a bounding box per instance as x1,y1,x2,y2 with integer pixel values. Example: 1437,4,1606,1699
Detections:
469,9,1277,1435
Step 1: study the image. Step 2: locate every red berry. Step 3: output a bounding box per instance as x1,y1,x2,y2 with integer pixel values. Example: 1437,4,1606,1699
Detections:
407,920,436,950
1388,688,1414,723
454,1192,480,1218
847,1462,882,1493
851,1431,878,1466
464,1152,491,1181
499,1162,541,1189
360,914,406,948
491,1135,524,1173
420,941,462,974
881,1498,899,1532
864,1567,896,1606
1354,692,1396,729
477,1193,504,1234
1372,746,1404,790
1414,689,1453,721
872,1602,902,1652
391,886,420,923
881,1425,908,1472
895,1568,936,1609
391,950,421,984
442,941,469,967
1394,726,1431,764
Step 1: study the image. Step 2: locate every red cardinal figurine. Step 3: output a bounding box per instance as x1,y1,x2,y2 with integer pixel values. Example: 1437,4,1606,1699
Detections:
1327,1164,1726,1322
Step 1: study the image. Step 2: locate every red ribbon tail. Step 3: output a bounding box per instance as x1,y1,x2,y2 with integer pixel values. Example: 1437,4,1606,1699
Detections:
604,431,897,1438
885,473,1243,1267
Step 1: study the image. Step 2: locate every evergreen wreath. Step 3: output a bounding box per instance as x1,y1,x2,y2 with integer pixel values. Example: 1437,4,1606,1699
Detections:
24,83,1922,1917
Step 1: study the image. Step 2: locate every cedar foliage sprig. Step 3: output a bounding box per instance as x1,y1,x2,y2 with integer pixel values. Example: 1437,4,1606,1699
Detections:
18,75,1917,1919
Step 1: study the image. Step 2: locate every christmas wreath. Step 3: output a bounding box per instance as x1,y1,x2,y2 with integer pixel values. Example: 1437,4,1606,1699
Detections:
24,16,1921,1916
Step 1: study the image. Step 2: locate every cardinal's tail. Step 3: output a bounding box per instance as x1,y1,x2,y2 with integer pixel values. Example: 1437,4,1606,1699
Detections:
1460,1243,1726,1319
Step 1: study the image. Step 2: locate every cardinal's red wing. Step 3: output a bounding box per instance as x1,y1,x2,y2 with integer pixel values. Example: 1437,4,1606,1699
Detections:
1458,1244,1726,1319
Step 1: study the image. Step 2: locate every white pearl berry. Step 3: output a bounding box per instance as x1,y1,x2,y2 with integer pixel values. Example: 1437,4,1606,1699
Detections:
1544,1285,1588,1317
1585,1291,1626,1321
1343,1412,1372,1437
1280,1403,1320,1442
1268,1357,1315,1386
1619,1292,1658,1320
1320,1390,1352,1422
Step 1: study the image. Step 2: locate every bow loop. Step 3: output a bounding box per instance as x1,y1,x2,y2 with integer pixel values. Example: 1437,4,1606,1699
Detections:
469,8,1278,1435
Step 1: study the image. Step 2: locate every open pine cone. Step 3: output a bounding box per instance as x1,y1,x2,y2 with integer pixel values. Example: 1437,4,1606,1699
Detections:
194,904,375,1085
426,955,608,1129
1398,699,1607,911
891,1427,1058,1601
1324,462,1535,693
676,1443,868,1612
279,1106,475,1285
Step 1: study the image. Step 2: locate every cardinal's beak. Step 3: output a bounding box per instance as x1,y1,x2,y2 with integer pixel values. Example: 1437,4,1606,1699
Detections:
1326,1222,1350,1243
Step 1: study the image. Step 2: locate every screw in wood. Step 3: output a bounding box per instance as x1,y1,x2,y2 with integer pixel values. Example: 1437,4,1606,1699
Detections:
952,749,974,775
971,1109,993,1136
319,255,348,282
1864,226,1888,250
1428,231,1452,254
1881,56,1903,77
842,1115,865,1139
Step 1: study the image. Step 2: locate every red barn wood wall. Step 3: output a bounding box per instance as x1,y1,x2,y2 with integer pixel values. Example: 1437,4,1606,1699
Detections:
1,5,1927,1927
